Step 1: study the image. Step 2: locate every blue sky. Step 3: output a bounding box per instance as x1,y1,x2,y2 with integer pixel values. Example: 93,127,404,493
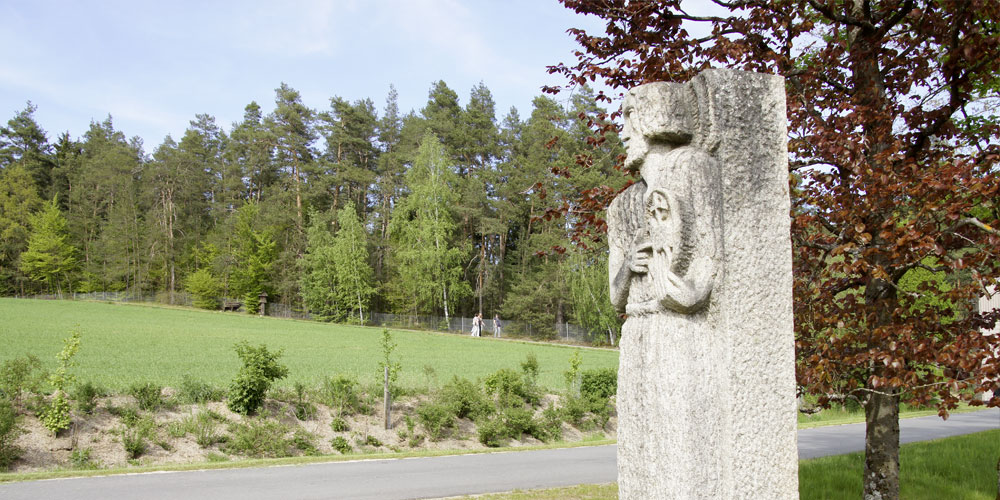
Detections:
0,0,609,149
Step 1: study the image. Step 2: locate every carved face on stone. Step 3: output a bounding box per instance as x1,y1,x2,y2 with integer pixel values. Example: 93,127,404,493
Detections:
622,82,696,178
645,187,684,270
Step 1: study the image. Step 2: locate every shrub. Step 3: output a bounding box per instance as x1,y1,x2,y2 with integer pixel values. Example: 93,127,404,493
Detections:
477,407,536,447
580,368,617,401
330,417,349,432
130,382,163,411
40,392,71,435
121,415,155,459
439,376,490,420
0,355,44,408
185,412,223,448
122,427,148,459
185,268,223,310
72,381,101,414
0,398,23,471
520,353,539,384
178,375,224,404
227,342,289,415
358,434,383,448
108,404,141,428
70,447,98,469
292,429,320,455
560,395,590,428
564,350,582,395
225,419,293,458
324,375,362,417
330,436,352,454
292,381,317,421
534,406,564,443
416,402,454,441
483,369,539,407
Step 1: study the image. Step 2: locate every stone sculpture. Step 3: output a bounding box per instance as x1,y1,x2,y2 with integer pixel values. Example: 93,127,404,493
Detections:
610,69,799,499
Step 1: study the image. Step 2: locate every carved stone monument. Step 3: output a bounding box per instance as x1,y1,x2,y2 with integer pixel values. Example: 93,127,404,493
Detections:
610,69,798,499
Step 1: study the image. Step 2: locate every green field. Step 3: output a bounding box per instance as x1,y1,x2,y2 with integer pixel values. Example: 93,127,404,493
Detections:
0,298,618,392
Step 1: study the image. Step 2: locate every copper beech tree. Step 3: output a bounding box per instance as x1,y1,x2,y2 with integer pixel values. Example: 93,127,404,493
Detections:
546,1,1000,498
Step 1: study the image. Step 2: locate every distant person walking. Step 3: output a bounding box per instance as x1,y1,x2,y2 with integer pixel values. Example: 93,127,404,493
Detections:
493,314,502,338
471,313,483,337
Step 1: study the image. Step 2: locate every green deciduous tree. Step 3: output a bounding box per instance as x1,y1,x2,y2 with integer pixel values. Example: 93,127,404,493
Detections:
387,132,470,319
0,164,44,294
548,1,1000,497
19,197,78,295
331,201,376,324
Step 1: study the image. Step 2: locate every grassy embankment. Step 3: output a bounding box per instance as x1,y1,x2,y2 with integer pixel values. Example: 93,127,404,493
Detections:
0,298,617,392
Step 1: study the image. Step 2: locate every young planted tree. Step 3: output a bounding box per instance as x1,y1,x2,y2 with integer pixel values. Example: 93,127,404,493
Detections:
548,1,1000,498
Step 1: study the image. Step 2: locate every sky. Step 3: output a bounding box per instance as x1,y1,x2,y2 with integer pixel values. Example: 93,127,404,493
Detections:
0,0,610,151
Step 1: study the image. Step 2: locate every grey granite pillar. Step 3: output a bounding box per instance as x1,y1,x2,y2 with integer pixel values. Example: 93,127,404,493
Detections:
609,69,798,499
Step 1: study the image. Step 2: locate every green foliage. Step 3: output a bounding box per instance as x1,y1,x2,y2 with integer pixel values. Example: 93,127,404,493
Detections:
0,354,45,407
416,402,454,440
0,164,44,293
226,341,288,415
386,131,471,316
330,416,349,432
330,436,352,454
484,368,539,407
292,428,319,455
129,382,163,411
358,434,383,448
330,202,377,324
184,268,222,310
564,251,621,344
0,398,23,471
70,447,98,469
563,350,582,395
179,411,224,448
177,375,224,404
579,368,617,401
120,415,155,459
439,376,490,420
229,204,277,315
520,353,539,384
378,328,402,388
72,381,101,414
19,197,78,294
41,329,80,435
291,381,317,420
225,418,293,458
323,375,362,417
108,404,141,427
477,406,537,447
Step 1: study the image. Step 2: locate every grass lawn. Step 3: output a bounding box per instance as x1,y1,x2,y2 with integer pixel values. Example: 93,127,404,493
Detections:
453,429,1000,499
0,298,618,392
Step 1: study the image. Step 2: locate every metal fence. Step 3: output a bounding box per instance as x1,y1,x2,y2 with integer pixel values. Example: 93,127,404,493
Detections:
24,292,614,345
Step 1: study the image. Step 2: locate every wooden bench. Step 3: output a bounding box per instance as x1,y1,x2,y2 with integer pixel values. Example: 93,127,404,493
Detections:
222,301,242,312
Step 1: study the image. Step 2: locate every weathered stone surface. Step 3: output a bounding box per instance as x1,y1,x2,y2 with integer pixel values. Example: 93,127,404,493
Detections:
610,69,798,499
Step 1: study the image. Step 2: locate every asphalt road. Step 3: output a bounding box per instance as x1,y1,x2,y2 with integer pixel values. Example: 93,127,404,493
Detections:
1,409,996,500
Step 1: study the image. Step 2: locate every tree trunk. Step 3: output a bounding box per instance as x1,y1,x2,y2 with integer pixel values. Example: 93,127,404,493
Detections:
863,390,900,500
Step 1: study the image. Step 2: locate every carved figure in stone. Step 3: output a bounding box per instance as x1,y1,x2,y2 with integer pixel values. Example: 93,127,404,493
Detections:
609,82,720,317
